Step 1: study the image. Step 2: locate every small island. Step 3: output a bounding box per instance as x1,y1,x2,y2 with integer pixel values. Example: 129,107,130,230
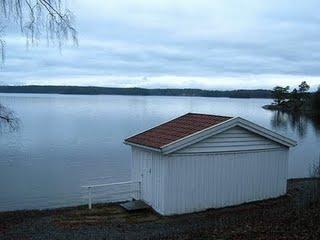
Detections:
263,81,320,115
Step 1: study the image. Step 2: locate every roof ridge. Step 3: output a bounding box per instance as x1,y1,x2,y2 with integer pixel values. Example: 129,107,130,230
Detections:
186,112,233,118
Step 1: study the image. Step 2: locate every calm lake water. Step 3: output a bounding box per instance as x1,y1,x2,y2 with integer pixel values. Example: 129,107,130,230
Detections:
0,93,319,211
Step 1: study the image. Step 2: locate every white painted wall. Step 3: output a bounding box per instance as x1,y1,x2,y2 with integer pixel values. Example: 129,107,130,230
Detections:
131,147,166,214
130,126,290,216
162,149,288,215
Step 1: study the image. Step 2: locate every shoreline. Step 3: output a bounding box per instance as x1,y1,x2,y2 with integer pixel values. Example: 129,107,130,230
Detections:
263,103,319,115
1,177,319,239
0,177,318,215
0,177,320,217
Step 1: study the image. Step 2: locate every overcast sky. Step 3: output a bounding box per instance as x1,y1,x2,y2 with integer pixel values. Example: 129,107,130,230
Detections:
1,0,320,90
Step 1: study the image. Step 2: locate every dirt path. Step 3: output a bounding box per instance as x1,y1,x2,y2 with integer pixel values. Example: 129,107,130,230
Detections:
1,178,320,240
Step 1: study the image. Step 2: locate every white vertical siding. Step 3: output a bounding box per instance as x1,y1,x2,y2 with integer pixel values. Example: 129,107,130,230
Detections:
162,149,288,215
131,147,165,214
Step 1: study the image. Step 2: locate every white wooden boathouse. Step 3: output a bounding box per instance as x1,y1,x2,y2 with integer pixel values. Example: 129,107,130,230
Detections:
123,113,296,215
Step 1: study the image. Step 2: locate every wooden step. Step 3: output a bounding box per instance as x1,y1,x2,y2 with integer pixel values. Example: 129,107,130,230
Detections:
120,200,150,212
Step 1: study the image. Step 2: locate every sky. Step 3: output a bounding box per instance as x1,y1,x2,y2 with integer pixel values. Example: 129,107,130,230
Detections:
1,0,320,90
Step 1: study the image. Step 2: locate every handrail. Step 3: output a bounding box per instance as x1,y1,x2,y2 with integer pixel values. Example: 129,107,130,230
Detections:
81,180,141,210
81,181,140,189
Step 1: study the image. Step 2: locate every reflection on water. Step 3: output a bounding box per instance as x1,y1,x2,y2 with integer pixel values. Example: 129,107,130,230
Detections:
271,111,320,138
270,110,320,179
310,159,320,177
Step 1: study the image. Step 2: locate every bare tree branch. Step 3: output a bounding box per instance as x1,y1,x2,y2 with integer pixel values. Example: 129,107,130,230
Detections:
0,103,20,131
0,0,77,131
0,0,77,59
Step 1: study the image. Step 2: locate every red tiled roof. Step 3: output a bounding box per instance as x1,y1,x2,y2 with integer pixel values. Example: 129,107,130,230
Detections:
125,113,233,149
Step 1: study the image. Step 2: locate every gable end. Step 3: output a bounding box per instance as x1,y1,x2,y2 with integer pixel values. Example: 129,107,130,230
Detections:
162,117,296,154
175,126,284,154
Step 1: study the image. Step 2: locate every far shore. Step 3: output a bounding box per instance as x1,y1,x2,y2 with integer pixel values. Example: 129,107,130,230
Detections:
0,85,273,99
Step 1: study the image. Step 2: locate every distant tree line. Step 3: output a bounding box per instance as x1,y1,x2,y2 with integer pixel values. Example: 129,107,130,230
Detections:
0,85,273,98
271,81,320,112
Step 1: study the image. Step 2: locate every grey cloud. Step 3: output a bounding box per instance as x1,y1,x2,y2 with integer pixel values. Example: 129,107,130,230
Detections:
1,0,320,89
